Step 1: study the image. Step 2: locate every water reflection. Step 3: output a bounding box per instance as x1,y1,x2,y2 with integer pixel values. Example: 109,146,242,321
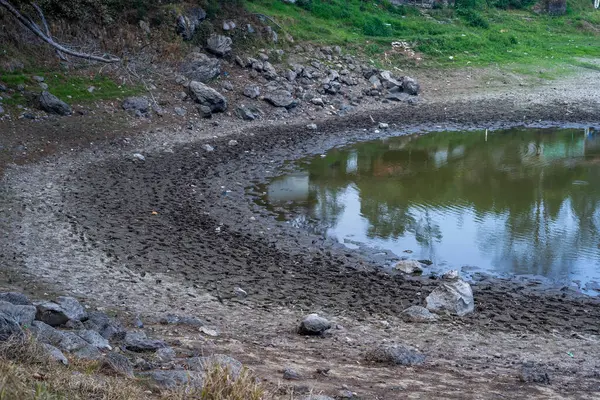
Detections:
263,127,600,288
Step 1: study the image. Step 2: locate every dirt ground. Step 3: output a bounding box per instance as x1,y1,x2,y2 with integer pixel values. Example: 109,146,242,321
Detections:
1,62,600,399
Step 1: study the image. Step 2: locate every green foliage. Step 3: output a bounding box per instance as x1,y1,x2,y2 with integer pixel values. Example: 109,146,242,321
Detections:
363,17,394,37
457,8,489,28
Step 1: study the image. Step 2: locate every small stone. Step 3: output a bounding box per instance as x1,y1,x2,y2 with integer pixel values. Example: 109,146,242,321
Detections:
39,92,71,115
306,123,317,130
174,107,186,116
222,81,234,91
519,362,550,384
124,331,167,352
206,34,232,57
87,86,96,93
33,75,44,82
243,85,261,99
73,345,102,360
298,314,331,336
402,306,439,323
311,98,325,107
203,144,214,152
184,354,242,378
442,270,459,280
394,260,423,274
143,370,204,389
283,367,302,380
132,153,145,161
228,139,238,146
365,344,425,366
378,122,389,129
76,329,112,350
122,97,150,116
83,311,126,341
39,83,49,90
234,287,247,298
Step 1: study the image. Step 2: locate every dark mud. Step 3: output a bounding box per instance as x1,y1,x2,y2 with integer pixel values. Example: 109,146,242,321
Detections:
52,97,600,336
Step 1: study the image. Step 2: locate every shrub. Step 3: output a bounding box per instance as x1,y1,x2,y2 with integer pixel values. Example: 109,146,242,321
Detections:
457,8,490,28
363,17,394,37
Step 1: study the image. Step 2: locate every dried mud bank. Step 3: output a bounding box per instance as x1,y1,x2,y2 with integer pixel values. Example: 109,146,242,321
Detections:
2,95,600,398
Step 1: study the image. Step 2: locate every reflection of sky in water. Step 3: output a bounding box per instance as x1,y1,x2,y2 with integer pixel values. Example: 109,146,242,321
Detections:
262,127,600,290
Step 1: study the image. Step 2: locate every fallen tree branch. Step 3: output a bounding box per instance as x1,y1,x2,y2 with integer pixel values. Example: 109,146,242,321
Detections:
30,2,67,61
0,0,120,63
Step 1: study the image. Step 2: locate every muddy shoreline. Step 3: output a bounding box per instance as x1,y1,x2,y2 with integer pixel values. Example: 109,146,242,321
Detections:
2,91,600,397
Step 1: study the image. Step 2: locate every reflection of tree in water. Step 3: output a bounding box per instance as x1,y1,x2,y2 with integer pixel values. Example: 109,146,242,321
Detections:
297,127,600,278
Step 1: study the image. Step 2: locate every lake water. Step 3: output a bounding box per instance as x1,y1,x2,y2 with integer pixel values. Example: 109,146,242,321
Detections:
259,127,600,292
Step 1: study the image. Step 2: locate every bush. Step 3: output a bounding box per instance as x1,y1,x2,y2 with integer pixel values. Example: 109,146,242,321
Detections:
457,9,490,28
363,17,394,36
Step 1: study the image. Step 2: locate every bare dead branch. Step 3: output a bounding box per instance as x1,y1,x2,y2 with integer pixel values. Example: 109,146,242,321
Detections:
0,0,120,63
30,2,67,61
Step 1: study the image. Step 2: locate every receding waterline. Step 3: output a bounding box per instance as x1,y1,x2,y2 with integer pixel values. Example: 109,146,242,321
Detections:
255,126,600,293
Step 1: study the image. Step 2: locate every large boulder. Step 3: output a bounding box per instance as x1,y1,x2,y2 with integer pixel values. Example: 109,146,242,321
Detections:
39,91,71,115
176,7,206,40
379,70,402,89
365,344,426,366
235,105,262,121
0,292,32,305
298,313,331,336
101,353,134,378
243,85,261,99
187,81,227,114
35,296,87,327
143,370,204,389
264,89,298,109
206,34,232,57
180,52,221,83
0,313,23,341
76,329,111,350
0,301,36,327
426,279,474,316
184,354,243,377
83,311,126,340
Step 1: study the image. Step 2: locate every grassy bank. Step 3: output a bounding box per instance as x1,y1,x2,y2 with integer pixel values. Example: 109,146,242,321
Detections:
246,0,600,69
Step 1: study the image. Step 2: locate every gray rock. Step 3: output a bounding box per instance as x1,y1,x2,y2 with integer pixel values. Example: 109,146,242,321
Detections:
0,105,4,115
402,306,439,323
83,311,126,341
155,347,176,363
426,279,474,316
228,139,238,146
101,352,134,378
184,354,242,378
0,301,36,327
42,343,68,365
174,107,186,116
203,144,214,152
394,260,423,274
29,321,64,344
386,92,411,102
0,292,32,306
188,81,227,113
57,331,91,352
35,296,87,327
246,24,255,33
519,362,550,384
299,396,335,400
263,62,278,80
222,81,234,91
206,34,232,57
176,7,206,40
133,153,145,162
39,82,49,90
243,85,261,99
365,344,426,366
403,76,420,95
235,55,249,68
264,89,298,109
73,345,102,360
122,97,150,115
298,313,331,336
124,331,167,352
158,314,204,327
283,367,302,380
223,20,236,31
180,52,221,83
76,329,111,350
0,312,23,341
379,70,402,88
33,75,44,82
284,70,297,82
368,75,382,89
198,105,212,118
311,98,325,107
235,105,262,121
143,370,204,389
39,91,71,115
0,83,7,91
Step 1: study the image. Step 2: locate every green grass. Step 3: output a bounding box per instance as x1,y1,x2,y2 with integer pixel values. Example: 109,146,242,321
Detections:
0,71,142,106
245,0,600,69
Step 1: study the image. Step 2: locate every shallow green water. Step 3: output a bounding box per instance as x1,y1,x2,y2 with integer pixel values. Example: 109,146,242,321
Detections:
262,127,600,291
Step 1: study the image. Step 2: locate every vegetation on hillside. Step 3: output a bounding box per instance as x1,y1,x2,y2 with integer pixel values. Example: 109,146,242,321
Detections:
246,0,600,68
